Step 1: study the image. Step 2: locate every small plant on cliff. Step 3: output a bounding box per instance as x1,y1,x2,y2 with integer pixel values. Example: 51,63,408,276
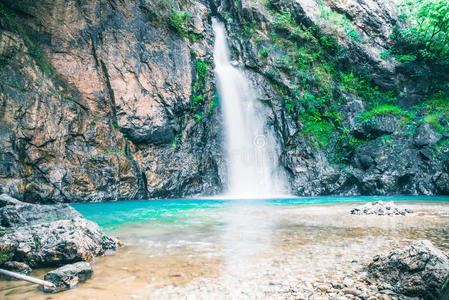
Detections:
168,11,190,38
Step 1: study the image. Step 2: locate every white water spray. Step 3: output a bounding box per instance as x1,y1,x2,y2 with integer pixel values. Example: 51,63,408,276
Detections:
212,20,288,198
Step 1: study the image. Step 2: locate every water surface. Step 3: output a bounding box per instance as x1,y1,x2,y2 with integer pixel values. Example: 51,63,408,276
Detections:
1,196,449,299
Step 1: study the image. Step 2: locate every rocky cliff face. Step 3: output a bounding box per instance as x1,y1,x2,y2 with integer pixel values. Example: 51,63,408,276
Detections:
0,0,224,202
0,0,447,202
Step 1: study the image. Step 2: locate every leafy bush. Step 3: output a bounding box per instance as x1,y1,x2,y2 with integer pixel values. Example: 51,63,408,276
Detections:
340,71,397,107
168,11,190,37
274,10,294,28
395,0,449,62
300,119,334,149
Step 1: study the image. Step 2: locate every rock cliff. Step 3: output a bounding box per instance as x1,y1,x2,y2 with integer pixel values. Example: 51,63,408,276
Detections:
0,0,447,202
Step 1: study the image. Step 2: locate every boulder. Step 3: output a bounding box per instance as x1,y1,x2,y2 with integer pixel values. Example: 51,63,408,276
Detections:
0,218,118,268
0,195,119,268
0,201,81,227
414,123,442,147
352,116,400,140
44,261,93,293
0,261,32,280
351,201,413,216
368,240,449,299
0,194,22,208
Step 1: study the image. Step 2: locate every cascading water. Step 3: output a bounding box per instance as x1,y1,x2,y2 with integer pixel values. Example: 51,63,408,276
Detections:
212,19,288,198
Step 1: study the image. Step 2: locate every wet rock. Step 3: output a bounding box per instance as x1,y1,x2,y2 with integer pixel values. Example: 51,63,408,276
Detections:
0,261,32,280
441,276,449,300
351,201,413,216
434,173,449,195
368,240,449,299
0,218,118,268
0,195,119,268
0,201,81,227
414,123,442,147
0,0,223,203
44,261,93,293
0,194,22,207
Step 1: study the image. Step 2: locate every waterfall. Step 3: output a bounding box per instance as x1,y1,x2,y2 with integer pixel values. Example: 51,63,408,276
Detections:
212,20,288,198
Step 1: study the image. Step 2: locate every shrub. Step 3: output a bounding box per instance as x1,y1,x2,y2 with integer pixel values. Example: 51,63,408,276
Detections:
395,0,449,62
168,11,190,37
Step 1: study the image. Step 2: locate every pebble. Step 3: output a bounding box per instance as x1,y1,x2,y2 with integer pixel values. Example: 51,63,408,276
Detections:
343,277,354,287
343,288,361,296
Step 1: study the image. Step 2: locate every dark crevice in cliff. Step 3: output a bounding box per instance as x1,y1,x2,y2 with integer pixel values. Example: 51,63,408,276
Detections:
124,140,148,200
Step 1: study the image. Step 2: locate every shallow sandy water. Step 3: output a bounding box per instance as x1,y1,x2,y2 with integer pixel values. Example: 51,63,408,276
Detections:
1,200,449,299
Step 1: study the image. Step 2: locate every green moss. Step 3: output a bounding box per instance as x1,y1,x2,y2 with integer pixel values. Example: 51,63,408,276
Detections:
340,71,397,107
0,246,14,264
11,80,27,92
359,104,409,120
421,113,444,133
274,10,294,29
259,47,269,59
239,20,258,39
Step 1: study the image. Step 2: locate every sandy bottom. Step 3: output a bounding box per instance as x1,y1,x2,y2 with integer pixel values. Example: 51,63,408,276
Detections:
1,201,449,299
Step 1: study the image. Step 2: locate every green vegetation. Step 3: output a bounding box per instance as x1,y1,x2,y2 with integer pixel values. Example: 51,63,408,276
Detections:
395,0,449,62
11,80,27,92
168,11,190,38
358,105,409,120
420,91,449,133
340,72,397,108
320,7,363,43
0,246,14,264
191,60,209,110
239,20,258,39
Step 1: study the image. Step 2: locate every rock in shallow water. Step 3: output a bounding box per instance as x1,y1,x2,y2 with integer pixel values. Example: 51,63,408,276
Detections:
0,218,119,267
0,194,119,268
368,240,449,299
0,261,32,280
351,201,413,216
44,261,93,293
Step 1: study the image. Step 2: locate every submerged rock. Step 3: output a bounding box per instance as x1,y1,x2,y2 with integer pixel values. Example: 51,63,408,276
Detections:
44,261,93,293
351,201,413,216
367,240,449,299
0,195,119,269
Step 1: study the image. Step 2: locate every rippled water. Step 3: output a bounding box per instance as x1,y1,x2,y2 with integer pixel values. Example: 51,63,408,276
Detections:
1,196,449,299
